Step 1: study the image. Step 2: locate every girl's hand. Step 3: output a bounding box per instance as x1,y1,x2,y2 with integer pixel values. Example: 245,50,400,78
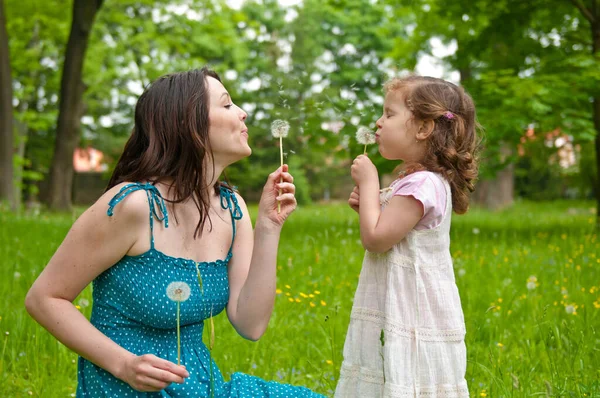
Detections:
120,354,189,392
351,155,378,187
348,186,360,213
257,164,297,228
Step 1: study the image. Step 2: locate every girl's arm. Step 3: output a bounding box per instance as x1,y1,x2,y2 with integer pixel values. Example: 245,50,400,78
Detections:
25,186,188,391
226,165,296,341
359,195,423,253
351,155,423,253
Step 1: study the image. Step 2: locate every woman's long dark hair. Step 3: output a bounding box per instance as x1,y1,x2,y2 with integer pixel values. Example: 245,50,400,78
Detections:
107,67,222,238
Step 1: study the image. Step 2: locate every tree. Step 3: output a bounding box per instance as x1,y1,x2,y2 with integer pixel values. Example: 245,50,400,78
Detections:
46,0,103,210
569,0,600,227
0,0,14,209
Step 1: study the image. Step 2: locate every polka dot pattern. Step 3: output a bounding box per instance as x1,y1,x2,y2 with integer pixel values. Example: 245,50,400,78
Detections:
76,183,324,397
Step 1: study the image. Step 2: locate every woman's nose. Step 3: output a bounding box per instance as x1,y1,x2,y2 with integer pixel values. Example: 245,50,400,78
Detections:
238,106,247,121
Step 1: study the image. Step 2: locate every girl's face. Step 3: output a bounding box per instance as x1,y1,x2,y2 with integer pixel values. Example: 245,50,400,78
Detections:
207,77,251,166
375,90,425,162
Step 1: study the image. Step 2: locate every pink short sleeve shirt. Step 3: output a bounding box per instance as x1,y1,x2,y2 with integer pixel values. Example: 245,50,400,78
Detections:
390,171,448,230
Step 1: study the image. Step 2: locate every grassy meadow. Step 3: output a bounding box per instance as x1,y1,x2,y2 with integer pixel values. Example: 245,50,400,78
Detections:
0,200,598,397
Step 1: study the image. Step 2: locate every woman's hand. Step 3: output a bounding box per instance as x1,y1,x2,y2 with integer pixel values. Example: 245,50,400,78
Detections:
257,164,297,228
348,186,360,213
351,155,378,187
119,354,189,392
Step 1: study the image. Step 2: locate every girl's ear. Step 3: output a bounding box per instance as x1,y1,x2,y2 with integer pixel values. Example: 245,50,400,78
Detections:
416,120,435,140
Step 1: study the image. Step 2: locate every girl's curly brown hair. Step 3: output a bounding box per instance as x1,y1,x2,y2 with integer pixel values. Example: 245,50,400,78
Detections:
384,76,481,214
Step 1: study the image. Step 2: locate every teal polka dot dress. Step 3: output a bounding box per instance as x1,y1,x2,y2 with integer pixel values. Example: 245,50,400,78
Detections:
77,183,324,397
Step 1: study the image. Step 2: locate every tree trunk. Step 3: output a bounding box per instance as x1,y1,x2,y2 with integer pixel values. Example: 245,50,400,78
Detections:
0,0,15,209
13,118,27,211
46,0,103,211
471,165,515,210
471,143,515,210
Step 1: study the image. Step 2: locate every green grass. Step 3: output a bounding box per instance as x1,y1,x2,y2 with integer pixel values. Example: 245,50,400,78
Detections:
1,200,598,397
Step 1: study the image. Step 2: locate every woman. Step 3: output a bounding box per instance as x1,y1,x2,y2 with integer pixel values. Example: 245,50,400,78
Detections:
26,67,323,397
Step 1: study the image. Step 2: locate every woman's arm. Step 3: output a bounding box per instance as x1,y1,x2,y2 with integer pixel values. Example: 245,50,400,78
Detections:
226,165,296,341
25,185,188,391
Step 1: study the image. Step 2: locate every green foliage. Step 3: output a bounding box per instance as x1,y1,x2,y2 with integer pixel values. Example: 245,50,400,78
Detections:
412,0,598,181
4,0,599,205
6,0,71,176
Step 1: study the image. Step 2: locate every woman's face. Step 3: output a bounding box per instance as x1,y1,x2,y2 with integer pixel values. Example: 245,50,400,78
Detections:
207,77,250,166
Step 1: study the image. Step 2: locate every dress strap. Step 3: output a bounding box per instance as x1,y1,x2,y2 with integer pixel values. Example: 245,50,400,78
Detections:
107,182,169,249
219,185,243,257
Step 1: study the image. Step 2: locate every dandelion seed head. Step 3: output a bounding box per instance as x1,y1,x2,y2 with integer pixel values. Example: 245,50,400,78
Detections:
526,281,537,290
356,126,375,145
166,281,191,302
565,304,576,314
271,119,290,138
77,298,90,308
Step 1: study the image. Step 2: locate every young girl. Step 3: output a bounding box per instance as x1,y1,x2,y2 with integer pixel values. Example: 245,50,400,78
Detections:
26,68,323,397
336,76,479,397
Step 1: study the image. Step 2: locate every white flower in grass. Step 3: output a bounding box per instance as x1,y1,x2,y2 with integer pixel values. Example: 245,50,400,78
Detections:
166,282,191,302
565,304,577,315
271,119,290,138
355,126,376,145
526,275,538,290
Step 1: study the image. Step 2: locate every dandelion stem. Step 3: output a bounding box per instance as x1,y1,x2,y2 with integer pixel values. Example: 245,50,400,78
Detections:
195,262,203,295
176,301,181,366
363,144,367,155
209,306,215,398
278,135,283,213
209,350,215,398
